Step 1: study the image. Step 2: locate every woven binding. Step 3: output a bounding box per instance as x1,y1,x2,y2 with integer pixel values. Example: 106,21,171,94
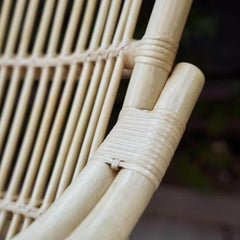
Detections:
92,107,185,190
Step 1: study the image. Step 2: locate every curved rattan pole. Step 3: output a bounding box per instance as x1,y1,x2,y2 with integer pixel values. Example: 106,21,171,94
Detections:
67,63,205,240
13,1,192,239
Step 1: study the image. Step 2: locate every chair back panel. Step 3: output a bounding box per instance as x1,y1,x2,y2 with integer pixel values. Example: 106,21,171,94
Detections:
0,0,142,237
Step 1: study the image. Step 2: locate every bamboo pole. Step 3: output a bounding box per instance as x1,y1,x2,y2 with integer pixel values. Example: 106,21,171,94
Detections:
67,63,205,240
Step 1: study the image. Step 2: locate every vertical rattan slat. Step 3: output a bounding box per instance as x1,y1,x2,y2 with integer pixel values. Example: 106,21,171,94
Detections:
0,0,59,237
40,0,100,208
0,0,41,235
57,0,123,195
72,0,133,180
0,0,25,104
18,0,80,230
0,0,27,151
42,0,111,203
0,0,13,53
88,0,142,158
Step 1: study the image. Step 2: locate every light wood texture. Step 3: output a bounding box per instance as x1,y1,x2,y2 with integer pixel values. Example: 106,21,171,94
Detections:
0,0,205,239
0,0,142,239
67,63,205,240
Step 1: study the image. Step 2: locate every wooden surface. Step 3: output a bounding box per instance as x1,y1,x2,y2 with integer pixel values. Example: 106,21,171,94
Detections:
0,0,205,239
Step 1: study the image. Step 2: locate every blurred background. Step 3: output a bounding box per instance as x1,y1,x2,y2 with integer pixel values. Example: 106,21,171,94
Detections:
127,0,240,239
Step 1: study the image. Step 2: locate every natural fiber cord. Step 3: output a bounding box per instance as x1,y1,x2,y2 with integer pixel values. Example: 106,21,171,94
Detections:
93,107,185,190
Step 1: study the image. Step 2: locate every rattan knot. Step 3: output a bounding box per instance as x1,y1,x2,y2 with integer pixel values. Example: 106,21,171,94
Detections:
126,36,179,72
92,107,185,190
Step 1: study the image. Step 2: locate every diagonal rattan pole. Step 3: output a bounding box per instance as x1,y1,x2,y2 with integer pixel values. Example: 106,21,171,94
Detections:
0,0,25,104
67,63,205,240
0,0,41,234
66,1,195,239
20,0,111,231
56,0,122,197
21,0,86,211
40,0,99,208
18,0,84,230
0,0,40,188
11,0,139,239
33,1,108,205
1,0,58,238
72,0,133,178
17,0,191,238
11,1,142,239
72,58,116,178
0,0,27,151
88,0,142,158
0,0,14,52
51,0,112,199
1,0,70,235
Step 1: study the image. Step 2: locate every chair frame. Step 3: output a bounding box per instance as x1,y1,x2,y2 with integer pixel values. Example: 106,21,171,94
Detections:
0,0,204,239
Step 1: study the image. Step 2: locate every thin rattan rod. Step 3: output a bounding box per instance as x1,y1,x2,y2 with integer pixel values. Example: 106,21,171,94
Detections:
123,0,142,40
75,0,98,50
42,0,113,201
41,0,100,207
112,0,132,44
1,0,59,238
101,0,122,48
0,0,43,235
3,0,27,55
22,0,86,206
0,0,13,52
2,0,69,234
73,58,115,176
56,0,124,196
0,0,34,152
56,61,105,197
72,0,134,178
25,0,99,211
0,0,26,103
88,0,143,159
18,0,81,230
41,64,93,206
0,0,41,193
0,42,130,67
88,0,111,50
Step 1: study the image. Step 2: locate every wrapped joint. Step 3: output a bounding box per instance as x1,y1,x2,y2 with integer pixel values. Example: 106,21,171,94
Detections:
91,107,185,190
122,37,178,72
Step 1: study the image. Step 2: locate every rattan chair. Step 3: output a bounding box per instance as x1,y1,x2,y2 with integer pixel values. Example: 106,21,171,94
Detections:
0,0,204,239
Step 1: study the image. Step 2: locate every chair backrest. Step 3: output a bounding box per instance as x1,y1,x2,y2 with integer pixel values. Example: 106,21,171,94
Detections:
0,0,198,239
0,0,142,237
